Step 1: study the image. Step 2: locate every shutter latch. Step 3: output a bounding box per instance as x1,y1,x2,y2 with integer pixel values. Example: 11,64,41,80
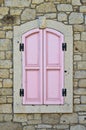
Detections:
20,89,24,97
62,43,67,51
62,88,67,96
19,43,24,51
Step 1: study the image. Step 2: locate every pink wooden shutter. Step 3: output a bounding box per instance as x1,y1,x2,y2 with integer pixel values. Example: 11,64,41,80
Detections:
22,29,43,104
44,28,64,104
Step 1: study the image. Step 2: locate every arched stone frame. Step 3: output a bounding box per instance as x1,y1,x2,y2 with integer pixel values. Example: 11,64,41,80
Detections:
13,19,73,113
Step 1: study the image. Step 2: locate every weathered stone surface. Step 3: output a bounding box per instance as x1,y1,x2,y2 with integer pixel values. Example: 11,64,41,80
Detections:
74,88,86,95
0,31,5,38
58,12,67,21
21,9,36,21
23,126,35,130
80,6,86,12
74,25,84,32
36,3,56,13
1,88,12,96
74,98,80,104
10,8,22,15
5,0,31,7
13,114,27,122
4,114,12,121
53,124,69,129
34,114,41,120
79,79,86,87
45,13,56,19
74,105,86,112
3,79,12,88
0,96,6,103
74,41,86,53
6,51,12,60
80,0,86,4
35,124,52,128
0,82,2,88
69,13,83,24
74,33,80,40
0,52,5,60
78,62,86,70
0,39,12,51
7,96,12,103
27,114,34,120
32,0,44,4
0,122,22,130
0,104,12,113
70,125,86,130
42,114,60,124
57,4,73,11
0,60,12,69
60,113,78,124
72,0,81,5
74,55,81,61
0,0,4,4
81,96,86,103
82,53,86,60
81,32,86,40
39,16,46,29
0,69,9,78
0,7,9,15
79,116,86,124
6,31,13,39
74,71,86,78
27,119,41,124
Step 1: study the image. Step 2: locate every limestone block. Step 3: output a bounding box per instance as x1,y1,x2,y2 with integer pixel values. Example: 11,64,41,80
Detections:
74,55,81,61
0,114,4,121
74,88,86,95
1,88,12,96
0,60,12,69
80,0,86,4
69,13,83,24
74,33,80,40
42,114,60,124
21,9,36,21
0,39,12,51
7,96,12,103
81,96,86,103
57,4,73,11
0,69,9,78
27,114,34,120
27,119,42,124
13,114,27,122
35,124,52,128
0,52,5,60
53,124,69,129
0,122,22,130
0,0,4,4
74,41,86,53
0,96,6,103
79,79,86,87
10,8,22,15
74,105,86,112
0,82,2,88
78,62,86,70
5,0,31,7
36,3,56,13
80,6,86,12
70,125,86,130
32,0,44,4
60,113,78,124
79,116,86,124
58,12,67,21
74,98,80,104
0,7,9,15
74,71,86,78
6,51,12,60
72,0,81,5
74,25,84,32
4,114,12,121
45,13,56,19
3,79,12,88
34,114,41,120
6,31,13,39
23,126,35,130
82,53,86,60
81,32,86,40
0,31,5,38
0,104,12,113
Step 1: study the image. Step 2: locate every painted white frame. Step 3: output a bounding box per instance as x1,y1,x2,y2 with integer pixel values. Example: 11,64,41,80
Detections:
13,19,73,113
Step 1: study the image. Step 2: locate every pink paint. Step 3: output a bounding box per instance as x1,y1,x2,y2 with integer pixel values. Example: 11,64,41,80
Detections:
22,28,64,105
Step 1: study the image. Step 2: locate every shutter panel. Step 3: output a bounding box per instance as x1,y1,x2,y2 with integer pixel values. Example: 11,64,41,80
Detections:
44,29,64,104
22,29,43,104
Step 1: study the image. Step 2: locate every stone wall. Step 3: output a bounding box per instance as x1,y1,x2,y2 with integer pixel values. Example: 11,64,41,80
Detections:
0,0,86,130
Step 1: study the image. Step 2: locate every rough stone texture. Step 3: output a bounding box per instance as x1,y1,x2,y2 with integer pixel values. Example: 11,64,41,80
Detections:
58,12,67,21
0,0,4,4
10,9,22,15
0,31,5,38
0,7,9,15
81,32,86,40
35,124,52,128
36,3,56,13
0,104,12,113
74,105,86,112
0,97,6,103
6,31,13,39
57,4,73,11
60,113,78,124
74,41,86,53
74,98,80,104
4,114,12,121
74,88,86,95
0,60,12,69
74,25,85,32
0,69,9,78
1,88,12,96
80,0,86,4
45,13,56,19
81,96,86,103
82,53,86,60
72,0,81,5
5,0,31,7
21,9,36,21
69,13,83,24
0,52,5,60
0,122,22,130
13,114,27,122
3,79,12,88
32,0,44,4
70,125,86,130
0,39,12,51
53,124,69,129
74,55,81,61
78,62,86,70
80,6,86,12
74,71,86,78
42,114,60,124
79,116,86,124
23,126,35,130
79,79,86,87
74,33,80,40
6,51,12,60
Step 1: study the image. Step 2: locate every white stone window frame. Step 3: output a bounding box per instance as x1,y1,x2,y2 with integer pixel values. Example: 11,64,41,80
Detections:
13,19,73,113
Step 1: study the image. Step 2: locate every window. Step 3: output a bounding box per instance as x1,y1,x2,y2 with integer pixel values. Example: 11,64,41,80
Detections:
14,19,73,113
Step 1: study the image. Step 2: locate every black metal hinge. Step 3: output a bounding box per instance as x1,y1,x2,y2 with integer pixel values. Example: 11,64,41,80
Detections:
20,89,24,97
19,43,24,51
62,43,67,51
62,88,67,96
